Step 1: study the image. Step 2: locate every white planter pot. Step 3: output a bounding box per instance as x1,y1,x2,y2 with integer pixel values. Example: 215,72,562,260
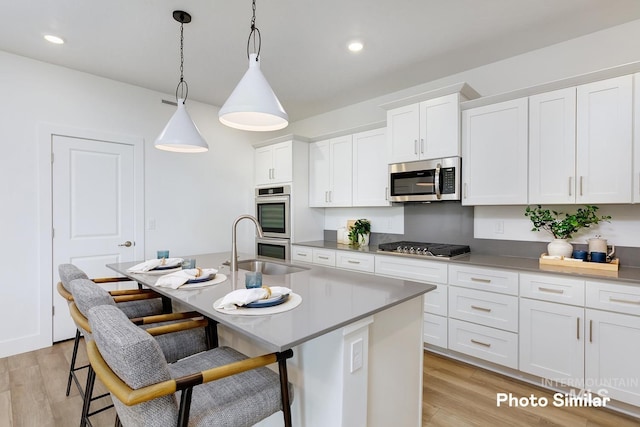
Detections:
547,238,573,257
358,233,370,247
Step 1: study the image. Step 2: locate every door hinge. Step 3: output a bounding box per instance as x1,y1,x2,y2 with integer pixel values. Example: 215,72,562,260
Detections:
52,306,55,316
52,228,55,238
51,153,54,163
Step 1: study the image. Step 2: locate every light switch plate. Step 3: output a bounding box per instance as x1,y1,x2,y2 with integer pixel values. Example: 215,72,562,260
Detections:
350,338,363,373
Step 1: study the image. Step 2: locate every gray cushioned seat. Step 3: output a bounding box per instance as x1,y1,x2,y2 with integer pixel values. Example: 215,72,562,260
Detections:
89,305,292,427
59,263,164,318
70,278,207,363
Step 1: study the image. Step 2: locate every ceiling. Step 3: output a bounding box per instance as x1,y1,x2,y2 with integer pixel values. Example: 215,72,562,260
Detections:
3,1,640,122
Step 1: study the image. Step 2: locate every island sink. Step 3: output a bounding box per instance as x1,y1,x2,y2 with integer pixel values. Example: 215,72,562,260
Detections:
232,259,308,275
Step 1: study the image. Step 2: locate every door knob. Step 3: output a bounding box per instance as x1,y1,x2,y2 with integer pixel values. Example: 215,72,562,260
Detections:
118,241,133,247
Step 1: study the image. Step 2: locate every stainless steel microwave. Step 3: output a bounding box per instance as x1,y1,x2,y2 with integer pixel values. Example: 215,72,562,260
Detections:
388,157,461,202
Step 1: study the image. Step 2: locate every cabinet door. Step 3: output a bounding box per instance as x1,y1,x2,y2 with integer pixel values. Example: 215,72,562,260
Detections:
519,299,584,381
271,141,292,183
586,309,640,406
528,88,577,204
387,104,420,163
352,128,390,206
461,98,528,205
309,140,331,207
255,145,274,186
576,75,633,203
329,135,353,206
420,93,460,159
634,73,640,203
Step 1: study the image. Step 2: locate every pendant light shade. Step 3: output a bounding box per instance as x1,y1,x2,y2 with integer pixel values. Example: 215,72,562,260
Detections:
155,99,208,153
218,0,288,132
219,53,288,131
155,10,209,153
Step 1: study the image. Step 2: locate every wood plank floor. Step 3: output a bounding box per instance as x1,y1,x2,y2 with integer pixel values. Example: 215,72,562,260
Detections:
1,342,638,426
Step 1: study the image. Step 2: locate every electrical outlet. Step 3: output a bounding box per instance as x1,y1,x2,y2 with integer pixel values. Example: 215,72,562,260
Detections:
350,338,363,373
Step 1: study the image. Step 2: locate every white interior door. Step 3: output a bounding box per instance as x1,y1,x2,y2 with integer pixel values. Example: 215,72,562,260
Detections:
52,135,143,341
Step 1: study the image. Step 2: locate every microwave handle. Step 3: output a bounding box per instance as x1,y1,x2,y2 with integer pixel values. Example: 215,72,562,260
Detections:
435,163,441,199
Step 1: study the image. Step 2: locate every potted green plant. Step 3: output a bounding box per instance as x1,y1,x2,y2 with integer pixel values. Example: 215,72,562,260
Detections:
524,205,611,257
348,219,371,247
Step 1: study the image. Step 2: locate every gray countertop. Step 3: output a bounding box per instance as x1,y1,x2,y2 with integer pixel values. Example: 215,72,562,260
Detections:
293,241,640,285
108,252,435,352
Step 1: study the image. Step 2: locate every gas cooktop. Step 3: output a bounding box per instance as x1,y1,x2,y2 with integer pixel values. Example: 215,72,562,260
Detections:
377,241,471,259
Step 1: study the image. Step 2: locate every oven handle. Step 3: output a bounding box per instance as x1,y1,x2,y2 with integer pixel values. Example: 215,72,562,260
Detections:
256,196,290,203
435,163,441,200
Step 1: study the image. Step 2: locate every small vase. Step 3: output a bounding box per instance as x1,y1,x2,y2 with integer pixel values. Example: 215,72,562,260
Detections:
547,238,573,258
358,233,370,247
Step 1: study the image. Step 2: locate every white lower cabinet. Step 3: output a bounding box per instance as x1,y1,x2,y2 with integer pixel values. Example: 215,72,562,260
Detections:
449,286,518,332
585,309,640,406
312,249,336,267
519,298,584,381
291,245,313,263
335,251,375,273
448,318,518,369
424,313,448,348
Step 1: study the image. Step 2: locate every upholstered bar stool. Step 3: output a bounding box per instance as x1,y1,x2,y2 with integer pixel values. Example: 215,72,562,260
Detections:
58,263,167,397
87,304,294,427
69,277,213,427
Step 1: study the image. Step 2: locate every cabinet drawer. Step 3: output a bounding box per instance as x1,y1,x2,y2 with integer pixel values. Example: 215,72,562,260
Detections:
449,287,518,332
448,265,518,295
520,273,585,306
291,246,313,263
448,318,518,369
424,284,447,316
335,251,375,273
312,249,336,267
424,313,447,348
375,255,448,284
586,280,640,316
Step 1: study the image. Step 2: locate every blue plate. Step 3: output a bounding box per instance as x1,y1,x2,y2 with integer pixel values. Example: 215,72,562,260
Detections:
245,294,289,308
186,274,216,284
153,263,181,271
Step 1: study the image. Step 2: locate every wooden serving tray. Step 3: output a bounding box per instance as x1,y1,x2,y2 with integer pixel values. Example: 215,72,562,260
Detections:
539,254,619,272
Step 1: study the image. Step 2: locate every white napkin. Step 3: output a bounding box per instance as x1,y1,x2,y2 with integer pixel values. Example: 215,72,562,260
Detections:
215,286,291,310
155,268,218,289
127,258,184,273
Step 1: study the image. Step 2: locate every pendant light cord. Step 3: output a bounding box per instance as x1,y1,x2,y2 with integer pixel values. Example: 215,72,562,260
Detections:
246,0,261,61
176,15,189,103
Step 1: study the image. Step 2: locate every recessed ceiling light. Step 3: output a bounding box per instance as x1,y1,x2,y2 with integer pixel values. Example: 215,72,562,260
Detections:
348,41,363,53
44,34,65,45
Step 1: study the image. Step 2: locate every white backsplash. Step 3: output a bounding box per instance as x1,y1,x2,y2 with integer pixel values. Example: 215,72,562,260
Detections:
474,205,640,248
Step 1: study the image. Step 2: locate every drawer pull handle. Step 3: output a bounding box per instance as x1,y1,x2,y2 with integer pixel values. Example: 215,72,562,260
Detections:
347,260,361,264
470,305,492,313
297,253,308,257
471,277,492,284
538,287,564,294
470,339,491,348
576,317,580,340
589,319,593,343
609,297,640,305
318,256,330,260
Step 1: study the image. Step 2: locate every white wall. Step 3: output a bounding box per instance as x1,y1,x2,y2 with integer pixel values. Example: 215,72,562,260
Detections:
0,51,257,357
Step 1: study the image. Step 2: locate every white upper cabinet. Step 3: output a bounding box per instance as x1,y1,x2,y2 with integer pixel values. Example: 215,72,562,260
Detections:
461,97,529,205
309,136,353,207
255,141,293,186
576,75,633,203
352,128,390,206
387,93,461,163
528,88,577,204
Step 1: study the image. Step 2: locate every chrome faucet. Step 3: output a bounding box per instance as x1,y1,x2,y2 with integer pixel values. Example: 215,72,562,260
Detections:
231,214,264,271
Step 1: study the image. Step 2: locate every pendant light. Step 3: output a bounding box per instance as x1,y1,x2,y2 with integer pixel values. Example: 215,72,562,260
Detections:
155,11,209,153
218,0,288,131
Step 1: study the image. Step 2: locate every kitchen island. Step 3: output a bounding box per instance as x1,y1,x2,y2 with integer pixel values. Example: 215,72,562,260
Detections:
108,252,435,427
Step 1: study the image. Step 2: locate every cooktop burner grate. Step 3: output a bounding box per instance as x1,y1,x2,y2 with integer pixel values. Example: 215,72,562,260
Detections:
377,241,471,258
